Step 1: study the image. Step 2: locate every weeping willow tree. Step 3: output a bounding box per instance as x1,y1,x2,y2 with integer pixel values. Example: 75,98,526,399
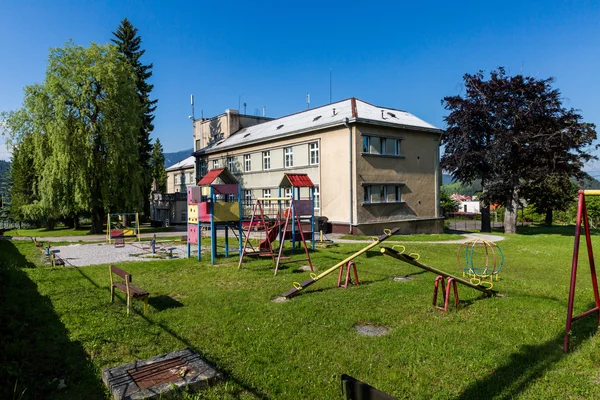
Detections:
4,42,143,233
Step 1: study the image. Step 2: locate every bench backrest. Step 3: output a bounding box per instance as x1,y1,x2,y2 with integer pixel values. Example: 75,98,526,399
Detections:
110,265,131,282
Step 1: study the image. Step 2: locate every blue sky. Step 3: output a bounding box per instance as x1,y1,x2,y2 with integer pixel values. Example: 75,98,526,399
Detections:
1,0,600,171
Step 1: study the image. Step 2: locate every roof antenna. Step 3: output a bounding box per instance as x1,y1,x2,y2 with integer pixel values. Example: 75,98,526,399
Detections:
189,94,195,121
243,102,247,114
306,93,310,109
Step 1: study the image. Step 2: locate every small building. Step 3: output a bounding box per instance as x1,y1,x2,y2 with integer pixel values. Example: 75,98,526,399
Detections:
166,156,195,194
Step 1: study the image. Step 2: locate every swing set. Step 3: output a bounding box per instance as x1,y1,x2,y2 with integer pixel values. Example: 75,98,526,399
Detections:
565,190,600,352
106,213,140,244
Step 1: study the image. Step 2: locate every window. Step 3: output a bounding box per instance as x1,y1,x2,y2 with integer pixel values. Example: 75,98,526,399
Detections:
309,142,319,165
284,147,293,168
212,159,219,169
263,151,271,170
244,154,251,172
187,172,193,185
228,194,236,202
175,175,180,185
195,139,201,151
362,136,401,156
263,189,271,205
363,184,402,204
198,160,207,177
244,189,252,203
181,210,186,222
284,187,293,207
227,156,234,171
314,186,320,209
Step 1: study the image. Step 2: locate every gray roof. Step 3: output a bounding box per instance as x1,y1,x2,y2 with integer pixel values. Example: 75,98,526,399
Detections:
195,98,441,155
165,155,195,172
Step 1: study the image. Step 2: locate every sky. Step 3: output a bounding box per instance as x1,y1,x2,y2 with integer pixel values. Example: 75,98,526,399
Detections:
1,0,600,171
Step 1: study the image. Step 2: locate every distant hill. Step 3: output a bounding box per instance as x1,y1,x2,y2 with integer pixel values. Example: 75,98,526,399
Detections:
574,173,600,190
164,148,193,168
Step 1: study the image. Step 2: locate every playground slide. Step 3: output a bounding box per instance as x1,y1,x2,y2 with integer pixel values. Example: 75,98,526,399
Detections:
259,221,285,251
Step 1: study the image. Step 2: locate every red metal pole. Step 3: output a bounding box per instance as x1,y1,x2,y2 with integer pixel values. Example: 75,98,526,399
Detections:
564,191,585,352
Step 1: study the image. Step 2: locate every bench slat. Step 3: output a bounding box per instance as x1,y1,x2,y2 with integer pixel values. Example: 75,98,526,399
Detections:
113,282,149,298
110,265,131,282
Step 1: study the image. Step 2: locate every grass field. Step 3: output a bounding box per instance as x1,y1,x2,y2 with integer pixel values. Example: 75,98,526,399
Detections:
3,224,177,238
2,227,600,399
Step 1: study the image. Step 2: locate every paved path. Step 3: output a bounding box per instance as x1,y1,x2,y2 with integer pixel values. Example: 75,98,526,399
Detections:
2,227,504,245
326,232,504,245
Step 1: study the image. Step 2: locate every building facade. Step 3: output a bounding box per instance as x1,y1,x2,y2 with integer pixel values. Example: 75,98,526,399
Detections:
192,98,443,235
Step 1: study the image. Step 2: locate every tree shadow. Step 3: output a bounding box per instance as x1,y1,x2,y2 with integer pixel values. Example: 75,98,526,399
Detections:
457,309,598,399
0,240,106,399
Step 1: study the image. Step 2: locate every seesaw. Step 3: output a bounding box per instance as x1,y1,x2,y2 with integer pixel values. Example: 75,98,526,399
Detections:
380,246,497,297
281,228,400,299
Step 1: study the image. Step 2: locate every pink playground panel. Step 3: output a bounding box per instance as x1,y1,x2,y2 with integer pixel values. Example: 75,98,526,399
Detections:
187,186,202,204
188,225,198,244
198,202,211,223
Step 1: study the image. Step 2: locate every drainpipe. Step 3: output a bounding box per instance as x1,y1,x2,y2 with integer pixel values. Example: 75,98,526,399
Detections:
344,117,353,234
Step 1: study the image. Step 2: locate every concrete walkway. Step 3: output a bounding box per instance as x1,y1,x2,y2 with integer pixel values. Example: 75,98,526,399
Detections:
3,227,504,245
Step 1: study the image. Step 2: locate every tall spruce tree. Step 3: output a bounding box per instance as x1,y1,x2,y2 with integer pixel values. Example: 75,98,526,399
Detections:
150,139,167,193
112,18,157,220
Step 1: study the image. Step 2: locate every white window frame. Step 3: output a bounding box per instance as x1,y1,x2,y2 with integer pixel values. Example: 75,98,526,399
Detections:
309,142,319,165
244,189,252,203
227,156,234,171
212,159,219,169
363,184,402,204
284,147,293,168
314,186,320,210
362,135,402,156
263,151,271,170
244,154,251,172
175,175,180,185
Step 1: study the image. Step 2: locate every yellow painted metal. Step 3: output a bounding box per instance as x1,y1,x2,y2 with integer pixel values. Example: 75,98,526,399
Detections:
380,247,496,296
258,197,292,201
202,186,210,196
583,190,600,196
188,204,199,224
291,229,395,288
213,202,241,222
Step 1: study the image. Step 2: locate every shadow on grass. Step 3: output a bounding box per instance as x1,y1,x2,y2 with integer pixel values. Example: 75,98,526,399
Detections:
458,308,599,400
149,295,184,311
0,240,106,399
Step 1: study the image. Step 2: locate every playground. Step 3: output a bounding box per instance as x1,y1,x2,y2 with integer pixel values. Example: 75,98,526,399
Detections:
3,220,600,399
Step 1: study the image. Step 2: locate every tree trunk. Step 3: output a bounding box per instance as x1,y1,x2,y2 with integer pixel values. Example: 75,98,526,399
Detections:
89,208,104,234
64,217,75,229
480,204,491,232
545,208,553,226
74,214,80,230
504,191,519,234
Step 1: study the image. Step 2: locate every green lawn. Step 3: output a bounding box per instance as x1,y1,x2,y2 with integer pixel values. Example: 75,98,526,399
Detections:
339,232,467,242
2,227,600,399
3,224,177,238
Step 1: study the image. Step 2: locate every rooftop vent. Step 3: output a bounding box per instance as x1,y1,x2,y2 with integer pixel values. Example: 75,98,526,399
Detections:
277,124,284,130
332,108,337,116
313,115,322,121
243,133,251,138
387,112,397,118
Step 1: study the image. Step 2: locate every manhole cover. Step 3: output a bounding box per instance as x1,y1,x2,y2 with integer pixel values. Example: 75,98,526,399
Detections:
354,323,391,336
102,348,221,399
392,276,413,282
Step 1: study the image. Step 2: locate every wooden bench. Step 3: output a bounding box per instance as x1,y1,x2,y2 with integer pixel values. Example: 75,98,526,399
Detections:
109,265,149,315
